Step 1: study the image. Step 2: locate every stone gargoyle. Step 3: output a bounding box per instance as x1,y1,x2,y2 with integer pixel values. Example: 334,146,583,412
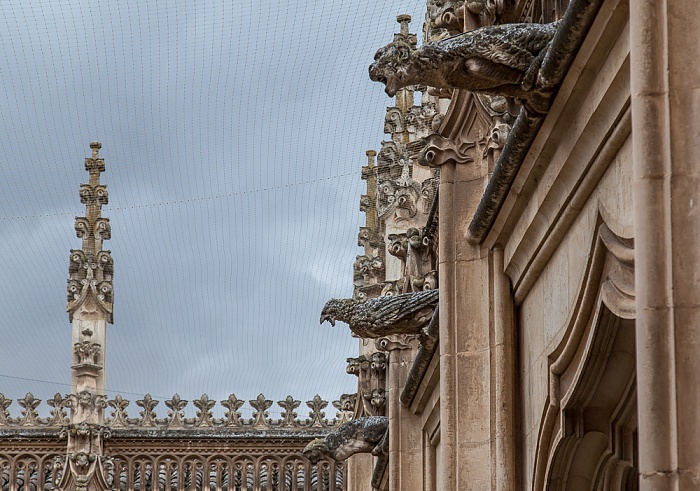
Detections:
303,416,389,464
369,21,559,113
320,289,438,339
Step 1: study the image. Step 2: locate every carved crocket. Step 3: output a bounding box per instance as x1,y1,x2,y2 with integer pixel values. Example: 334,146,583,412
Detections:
369,21,559,112
320,289,438,338
303,416,389,464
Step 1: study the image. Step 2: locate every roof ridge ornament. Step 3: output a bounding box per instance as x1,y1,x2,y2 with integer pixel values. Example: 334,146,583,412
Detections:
67,142,114,323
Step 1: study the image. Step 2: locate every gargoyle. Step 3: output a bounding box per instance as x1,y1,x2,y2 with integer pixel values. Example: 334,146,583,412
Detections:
369,21,559,113
320,289,438,338
303,416,389,464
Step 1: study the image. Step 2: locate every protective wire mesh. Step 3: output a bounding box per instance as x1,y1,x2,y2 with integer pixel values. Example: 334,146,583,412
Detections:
0,0,425,415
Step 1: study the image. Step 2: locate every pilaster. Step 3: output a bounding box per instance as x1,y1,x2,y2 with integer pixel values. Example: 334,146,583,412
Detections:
631,1,700,488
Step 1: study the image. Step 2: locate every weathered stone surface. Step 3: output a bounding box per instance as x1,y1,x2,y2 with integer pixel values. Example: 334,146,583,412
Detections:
369,21,559,112
302,416,389,464
321,289,438,339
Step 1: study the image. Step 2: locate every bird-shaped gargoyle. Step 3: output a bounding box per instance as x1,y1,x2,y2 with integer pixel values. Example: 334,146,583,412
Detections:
303,416,389,464
320,289,438,339
369,21,559,113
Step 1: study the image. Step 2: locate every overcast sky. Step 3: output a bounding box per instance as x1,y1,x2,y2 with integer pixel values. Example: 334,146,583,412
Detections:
0,0,425,419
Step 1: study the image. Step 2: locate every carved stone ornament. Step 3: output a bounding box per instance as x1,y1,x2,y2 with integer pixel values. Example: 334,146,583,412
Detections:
332,397,354,427
320,289,439,339
249,394,273,428
164,394,188,427
363,389,386,414
135,394,159,427
67,143,114,325
376,333,423,351
427,0,468,35
221,394,245,427
64,391,107,424
47,393,70,426
353,254,385,284
406,101,443,138
381,279,403,297
55,451,112,491
419,133,479,167
302,416,389,464
193,394,216,427
358,227,384,250
370,20,560,113
0,394,11,426
306,395,328,428
426,0,505,37
107,395,129,427
278,396,301,428
67,250,114,322
17,393,41,426
370,352,387,376
74,341,101,366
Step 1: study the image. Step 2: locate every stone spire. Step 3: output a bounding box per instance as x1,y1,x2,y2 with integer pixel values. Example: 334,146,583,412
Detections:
67,142,113,324
58,143,113,491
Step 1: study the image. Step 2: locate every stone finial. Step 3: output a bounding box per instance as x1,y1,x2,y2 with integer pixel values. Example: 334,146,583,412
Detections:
90,141,102,157
397,14,411,35
67,143,114,323
366,149,376,165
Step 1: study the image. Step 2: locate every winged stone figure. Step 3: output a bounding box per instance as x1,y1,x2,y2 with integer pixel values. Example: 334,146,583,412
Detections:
303,416,389,464
369,21,559,112
320,289,438,338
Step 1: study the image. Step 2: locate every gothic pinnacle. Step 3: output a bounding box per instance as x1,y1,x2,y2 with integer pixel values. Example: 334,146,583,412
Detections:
67,142,114,323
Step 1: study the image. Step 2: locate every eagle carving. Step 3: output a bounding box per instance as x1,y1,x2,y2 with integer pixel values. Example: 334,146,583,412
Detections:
320,289,438,339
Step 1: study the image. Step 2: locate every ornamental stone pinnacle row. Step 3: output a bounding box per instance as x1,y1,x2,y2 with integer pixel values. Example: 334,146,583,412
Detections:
67,142,114,324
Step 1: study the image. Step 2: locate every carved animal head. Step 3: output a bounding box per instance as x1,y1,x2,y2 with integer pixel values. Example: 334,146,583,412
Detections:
370,352,387,375
339,393,357,412
388,233,408,259
303,438,329,464
367,389,386,412
369,41,414,97
320,298,354,327
346,357,362,376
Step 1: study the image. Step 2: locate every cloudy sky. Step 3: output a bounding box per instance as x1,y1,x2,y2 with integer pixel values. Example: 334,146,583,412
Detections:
0,0,425,419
